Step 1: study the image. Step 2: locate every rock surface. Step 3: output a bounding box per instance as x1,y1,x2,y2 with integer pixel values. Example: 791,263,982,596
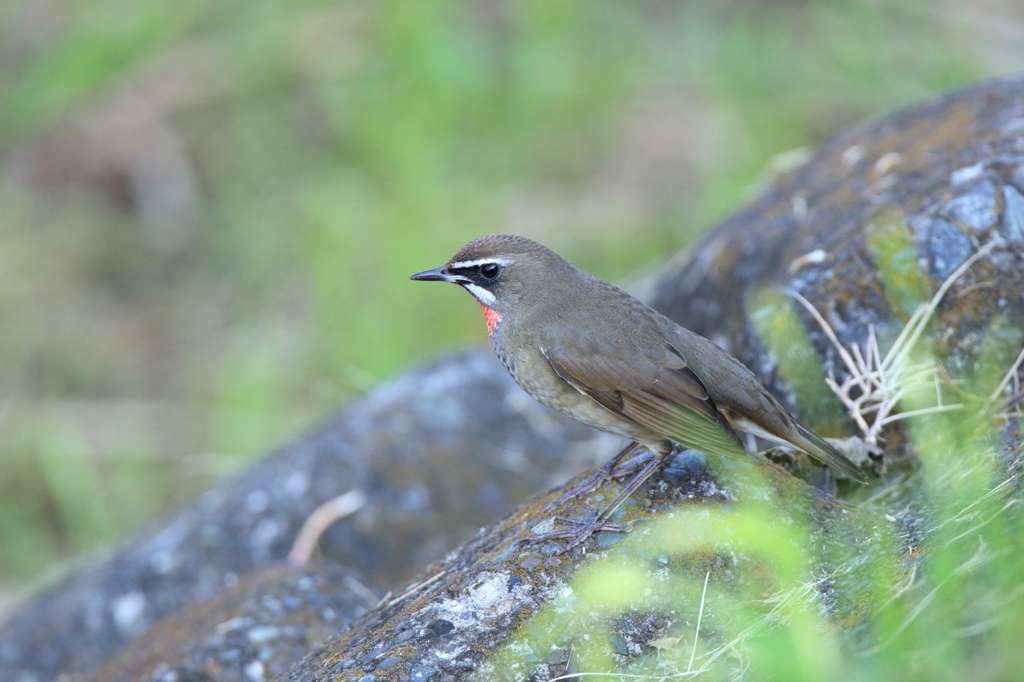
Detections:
0,352,615,682
90,562,380,682
279,456,827,682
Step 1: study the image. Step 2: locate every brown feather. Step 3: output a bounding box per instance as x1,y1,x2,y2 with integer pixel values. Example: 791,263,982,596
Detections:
540,337,744,460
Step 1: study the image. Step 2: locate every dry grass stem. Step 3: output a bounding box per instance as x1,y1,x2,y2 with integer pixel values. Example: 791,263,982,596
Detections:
791,239,1000,446
987,343,1024,422
386,570,447,607
688,571,711,673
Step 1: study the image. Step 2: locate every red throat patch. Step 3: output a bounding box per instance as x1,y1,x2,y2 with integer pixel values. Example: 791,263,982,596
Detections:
479,302,502,337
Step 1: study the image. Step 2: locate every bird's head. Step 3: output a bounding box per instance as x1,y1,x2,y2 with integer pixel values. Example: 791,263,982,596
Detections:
410,234,572,336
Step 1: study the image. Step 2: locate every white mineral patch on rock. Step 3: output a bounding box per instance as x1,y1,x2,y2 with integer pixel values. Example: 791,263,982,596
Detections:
435,572,523,628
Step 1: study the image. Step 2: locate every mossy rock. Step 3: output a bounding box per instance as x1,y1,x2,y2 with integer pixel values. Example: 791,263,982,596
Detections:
652,74,1024,471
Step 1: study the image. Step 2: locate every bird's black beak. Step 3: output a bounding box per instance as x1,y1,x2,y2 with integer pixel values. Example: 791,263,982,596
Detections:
409,265,456,283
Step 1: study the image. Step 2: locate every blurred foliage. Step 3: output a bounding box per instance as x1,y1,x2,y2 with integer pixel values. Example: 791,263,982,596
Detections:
490,377,1024,680
746,285,849,437
866,212,932,323
0,0,996,592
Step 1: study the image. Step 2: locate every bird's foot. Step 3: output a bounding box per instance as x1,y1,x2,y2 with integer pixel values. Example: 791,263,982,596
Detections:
527,451,666,555
541,442,651,514
520,513,634,555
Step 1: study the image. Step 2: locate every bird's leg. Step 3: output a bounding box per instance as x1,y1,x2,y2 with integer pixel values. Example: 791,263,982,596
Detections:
594,454,666,519
524,454,667,554
541,441,650,513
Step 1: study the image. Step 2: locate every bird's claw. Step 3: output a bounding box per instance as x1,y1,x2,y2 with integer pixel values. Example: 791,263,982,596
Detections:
525,443,662,555
519,514,634,555
539,474,607,514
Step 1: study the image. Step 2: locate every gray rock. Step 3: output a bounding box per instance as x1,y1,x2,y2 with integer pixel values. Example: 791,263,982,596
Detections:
928,217,974,279
662,449,707,486
410,665,437,682
941,180,999,231
0,351,606,682
1002,185,1024,247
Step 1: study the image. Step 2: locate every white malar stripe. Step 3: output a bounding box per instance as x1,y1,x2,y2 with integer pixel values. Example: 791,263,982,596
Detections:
447,257,512,270
462,283,496,306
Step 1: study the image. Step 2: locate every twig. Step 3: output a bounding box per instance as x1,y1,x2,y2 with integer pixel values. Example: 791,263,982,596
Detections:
386,570,446,607
342,575,382,609
287,489,367,566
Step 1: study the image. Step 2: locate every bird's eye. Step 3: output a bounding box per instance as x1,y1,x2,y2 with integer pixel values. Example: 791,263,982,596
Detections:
480,263,501,279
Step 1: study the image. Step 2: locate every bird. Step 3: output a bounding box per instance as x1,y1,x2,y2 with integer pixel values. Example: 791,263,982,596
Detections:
411,234,866,552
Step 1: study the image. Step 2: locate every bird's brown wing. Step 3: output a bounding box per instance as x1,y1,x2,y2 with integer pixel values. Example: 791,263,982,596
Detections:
540,327,745,460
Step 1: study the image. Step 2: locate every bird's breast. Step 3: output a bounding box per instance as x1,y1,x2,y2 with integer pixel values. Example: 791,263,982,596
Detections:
492,337,659,446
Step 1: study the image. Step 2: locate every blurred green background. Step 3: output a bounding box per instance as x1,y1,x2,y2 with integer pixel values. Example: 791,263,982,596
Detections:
0,0,1019,609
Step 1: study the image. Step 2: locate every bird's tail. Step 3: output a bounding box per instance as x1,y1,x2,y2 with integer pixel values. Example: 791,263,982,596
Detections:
793,424,868,483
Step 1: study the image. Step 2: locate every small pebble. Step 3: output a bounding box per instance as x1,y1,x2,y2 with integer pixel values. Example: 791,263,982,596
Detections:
426,619,455,636
247,626,280,645
530,518,555,535
111,591,146,635
841,145,864,166
663,449,707,486
150,551,177,575
216,617,247,636
928,217,973,279
951,163,984,186
244,662,266,682
596,532,627,550
874,151,902,175
245,490,269,514
539,543,562,557
364,644,387,661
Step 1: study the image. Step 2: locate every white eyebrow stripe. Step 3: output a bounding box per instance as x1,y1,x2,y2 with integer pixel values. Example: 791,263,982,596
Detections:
462,283,496,306
447,257,512,270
